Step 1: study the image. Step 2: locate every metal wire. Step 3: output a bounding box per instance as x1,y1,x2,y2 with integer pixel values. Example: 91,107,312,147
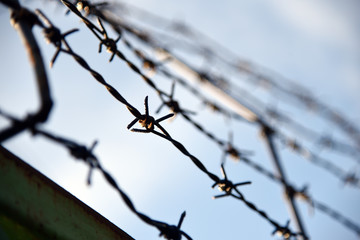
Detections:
110,1,360,150
31,127,193,240
1,0,360,239
121,38,360,189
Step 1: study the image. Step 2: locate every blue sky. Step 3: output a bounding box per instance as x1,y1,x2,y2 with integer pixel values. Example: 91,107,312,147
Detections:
1,0,360,239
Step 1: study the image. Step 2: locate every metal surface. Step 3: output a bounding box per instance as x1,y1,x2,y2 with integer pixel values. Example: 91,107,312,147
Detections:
0,146,134,240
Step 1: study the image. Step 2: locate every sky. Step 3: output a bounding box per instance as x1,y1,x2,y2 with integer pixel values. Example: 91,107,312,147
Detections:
1,0,360,240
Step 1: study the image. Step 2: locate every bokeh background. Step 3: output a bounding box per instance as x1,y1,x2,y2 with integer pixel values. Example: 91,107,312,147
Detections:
1,0,360,239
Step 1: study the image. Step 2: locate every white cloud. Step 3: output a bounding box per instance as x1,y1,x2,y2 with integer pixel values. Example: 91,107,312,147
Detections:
270,0,359,50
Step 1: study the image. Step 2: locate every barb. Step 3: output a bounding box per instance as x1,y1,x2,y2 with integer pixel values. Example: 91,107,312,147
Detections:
157,81,196,116
212,164,251,199
127,96,174,140
155,211,192,240
97,17,121,62
36,9,79,67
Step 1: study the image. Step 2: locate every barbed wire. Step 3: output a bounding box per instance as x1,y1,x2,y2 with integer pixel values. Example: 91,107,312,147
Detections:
121,37,249,122
99,0,360,160
109,1,360,149
60,1,360,238
120,37,360,189
62,2,360,238
31,128,192,240
276,132,360,188
0,110,192,239
37,4,304,238
2,0,360,239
